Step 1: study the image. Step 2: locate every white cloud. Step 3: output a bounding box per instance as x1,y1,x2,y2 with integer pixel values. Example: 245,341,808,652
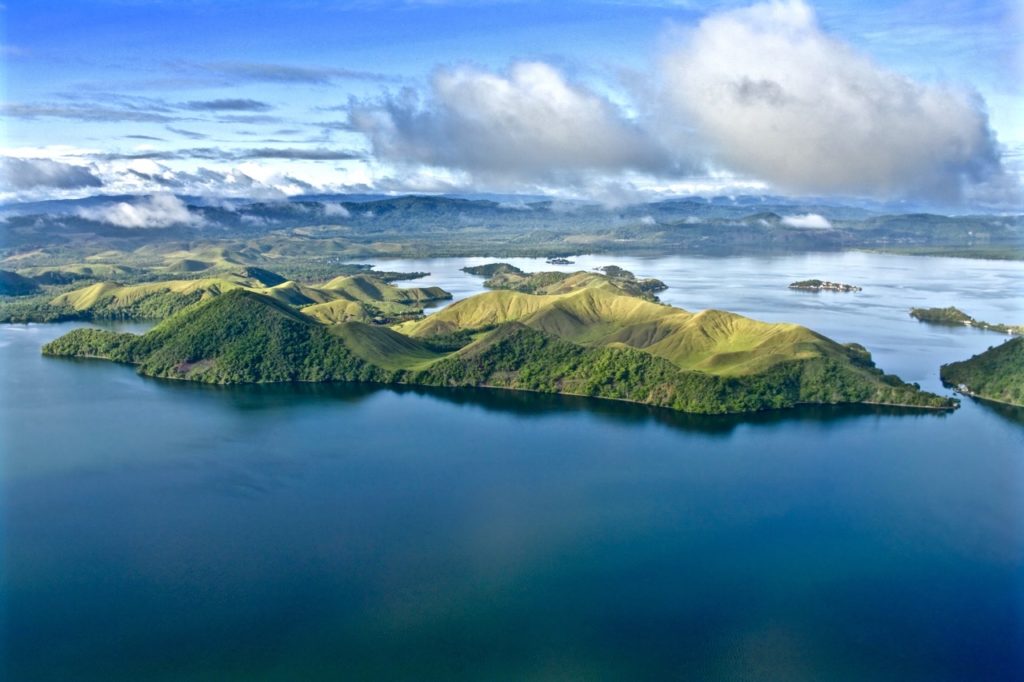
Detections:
322,202,350,217
77,194,203,228
659,0,1008,202
351,61,676,181
639,214,657,225
781,213,831,228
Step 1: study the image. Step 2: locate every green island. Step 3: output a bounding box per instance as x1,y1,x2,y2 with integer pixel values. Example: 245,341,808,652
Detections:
789,279,861,292
910,306,1023,335
941,337,1024,406
463,262,668,301
42,265,955,414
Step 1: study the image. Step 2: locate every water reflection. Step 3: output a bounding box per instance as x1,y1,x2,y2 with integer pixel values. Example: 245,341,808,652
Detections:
142,372,955,436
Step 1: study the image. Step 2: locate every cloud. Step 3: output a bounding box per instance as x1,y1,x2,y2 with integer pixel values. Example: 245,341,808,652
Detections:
93,147,362,162
0,103,176,122
187,61,399,85
781,213,831,228
166,126,208,140
184,98,273,112
351,61,678,181
322,202,351,218
76,194,203,228
0,157,104,191
659,0,1009,201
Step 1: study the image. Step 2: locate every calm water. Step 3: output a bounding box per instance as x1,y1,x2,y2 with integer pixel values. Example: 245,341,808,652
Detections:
2,252,1023,681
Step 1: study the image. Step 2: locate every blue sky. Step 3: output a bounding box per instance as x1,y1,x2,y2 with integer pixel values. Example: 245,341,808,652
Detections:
1,0,1020,207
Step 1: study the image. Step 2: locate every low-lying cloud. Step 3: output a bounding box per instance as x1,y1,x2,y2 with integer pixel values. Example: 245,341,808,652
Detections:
76,194,203,228
781,213,831,228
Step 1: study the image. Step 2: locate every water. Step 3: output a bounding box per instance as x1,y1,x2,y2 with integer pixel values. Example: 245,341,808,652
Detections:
2,252,1022,680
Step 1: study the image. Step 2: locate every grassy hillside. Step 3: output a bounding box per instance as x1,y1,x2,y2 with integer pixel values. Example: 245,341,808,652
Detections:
8,268,452,324
44,285,954,414
941,337,1024,406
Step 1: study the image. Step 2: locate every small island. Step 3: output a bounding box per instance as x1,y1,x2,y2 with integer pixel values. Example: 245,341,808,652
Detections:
789,279,862,292
910,306,1022,335
941,337,1023,406
545,257,574,265
43,269,955,415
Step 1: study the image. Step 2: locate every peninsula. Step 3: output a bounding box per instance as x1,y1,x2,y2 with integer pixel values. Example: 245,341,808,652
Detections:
43,269,954,414
910,307,1022,335
941,337,1024,406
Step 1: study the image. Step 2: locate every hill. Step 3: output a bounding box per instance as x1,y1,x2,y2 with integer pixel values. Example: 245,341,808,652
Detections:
44,284,954,414
0,269,41,296
910,306,1022,335
24,269,451,324
940,337,1024,406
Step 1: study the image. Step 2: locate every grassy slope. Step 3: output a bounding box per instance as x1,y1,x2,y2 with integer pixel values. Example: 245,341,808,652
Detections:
44,287,953,413
400,286,858,378
941,337,1024,406
45,271,449,321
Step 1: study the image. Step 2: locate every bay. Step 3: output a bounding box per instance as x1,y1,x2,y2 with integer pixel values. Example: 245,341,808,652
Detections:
2,252,1022,680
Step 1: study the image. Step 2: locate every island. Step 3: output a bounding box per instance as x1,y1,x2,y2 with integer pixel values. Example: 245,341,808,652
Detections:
910,306,1022,335
43,269,955,415
545,257,574,265
463,262,668,301
941,337,1023,406
789,279,862,292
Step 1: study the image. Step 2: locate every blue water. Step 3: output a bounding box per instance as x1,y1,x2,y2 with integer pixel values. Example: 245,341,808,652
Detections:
2,252,1022,680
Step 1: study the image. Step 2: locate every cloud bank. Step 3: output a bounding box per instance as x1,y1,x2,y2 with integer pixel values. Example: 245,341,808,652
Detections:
344,0,1013,204
0,157,104,191
659,0,1006,201
351,61,677,182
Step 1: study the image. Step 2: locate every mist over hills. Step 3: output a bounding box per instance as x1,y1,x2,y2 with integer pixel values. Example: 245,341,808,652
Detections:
2,193,1020,261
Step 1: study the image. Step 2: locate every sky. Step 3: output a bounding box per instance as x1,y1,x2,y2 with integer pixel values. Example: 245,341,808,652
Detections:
0,0,1021,209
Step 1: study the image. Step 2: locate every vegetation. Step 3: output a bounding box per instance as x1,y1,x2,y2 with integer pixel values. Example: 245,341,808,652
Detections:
472,264,669,301
789,279,861,292
910,307,1022,335
0,266,451,324
461,263,524,277
0,270,42,296
941,337,1024,406
43,282,954,414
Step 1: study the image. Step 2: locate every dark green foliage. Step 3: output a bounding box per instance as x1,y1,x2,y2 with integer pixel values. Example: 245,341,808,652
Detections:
43,328,142,363
0,270,41,296
0,295,81,323
910,306,1021,334
461,263,524,277
941,337,1024,406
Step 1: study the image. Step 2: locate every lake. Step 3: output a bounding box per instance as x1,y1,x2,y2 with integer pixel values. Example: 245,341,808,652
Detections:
2,252,1023,680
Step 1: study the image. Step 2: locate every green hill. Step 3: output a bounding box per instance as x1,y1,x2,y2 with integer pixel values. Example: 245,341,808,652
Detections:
941,337,1024,406
34,271,451,323
0,269,42,296
44,284,954,414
